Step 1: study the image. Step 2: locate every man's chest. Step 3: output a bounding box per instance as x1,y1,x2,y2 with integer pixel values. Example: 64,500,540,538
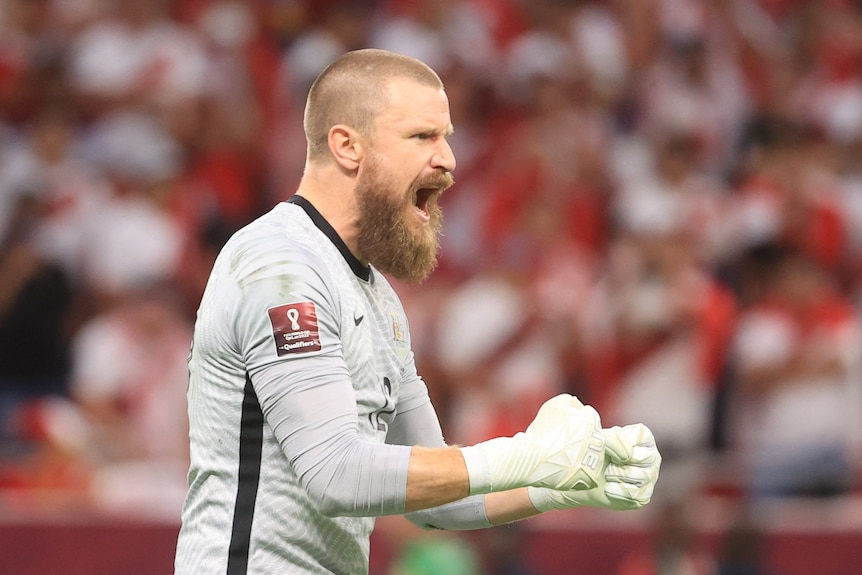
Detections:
340,281,411,434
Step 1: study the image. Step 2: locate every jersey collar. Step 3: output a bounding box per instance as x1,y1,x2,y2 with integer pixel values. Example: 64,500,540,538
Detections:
286,195,373,283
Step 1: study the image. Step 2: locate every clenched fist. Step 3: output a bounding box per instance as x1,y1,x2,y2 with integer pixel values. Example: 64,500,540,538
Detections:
528,423,661,512
461,394,606,494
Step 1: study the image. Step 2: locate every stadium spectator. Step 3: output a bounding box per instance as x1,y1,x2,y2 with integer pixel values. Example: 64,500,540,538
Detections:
730,245,862,498
76,109,187,303
62,284,191,514
715,512,776,575
67,0,208,120
615,500,716,575
580,228,737,493
0,194,74,447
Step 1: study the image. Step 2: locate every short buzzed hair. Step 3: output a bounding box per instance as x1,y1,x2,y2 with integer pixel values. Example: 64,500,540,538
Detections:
303,49,444,162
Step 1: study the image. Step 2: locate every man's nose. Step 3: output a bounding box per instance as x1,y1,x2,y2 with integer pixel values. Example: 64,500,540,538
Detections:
432,138,456,173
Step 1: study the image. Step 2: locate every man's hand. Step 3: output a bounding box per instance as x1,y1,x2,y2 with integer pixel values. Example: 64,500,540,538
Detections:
528,423,661,512
460,394,606,494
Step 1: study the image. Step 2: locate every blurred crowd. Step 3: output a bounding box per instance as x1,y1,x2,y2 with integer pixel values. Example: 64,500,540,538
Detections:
1,0,861,544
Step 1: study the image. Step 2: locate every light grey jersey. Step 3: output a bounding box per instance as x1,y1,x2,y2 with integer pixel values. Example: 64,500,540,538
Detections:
175,197,439,575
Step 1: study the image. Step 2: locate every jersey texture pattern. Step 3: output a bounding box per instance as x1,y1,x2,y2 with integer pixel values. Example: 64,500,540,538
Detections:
175,197,429,575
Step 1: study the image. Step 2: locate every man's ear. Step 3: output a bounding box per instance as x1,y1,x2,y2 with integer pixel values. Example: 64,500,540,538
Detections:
328,125,364,171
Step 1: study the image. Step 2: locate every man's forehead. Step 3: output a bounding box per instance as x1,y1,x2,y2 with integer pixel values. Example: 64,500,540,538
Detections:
380,79,451,126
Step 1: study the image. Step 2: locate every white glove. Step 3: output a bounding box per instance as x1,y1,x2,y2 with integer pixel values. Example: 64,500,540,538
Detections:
528,423,661,512
460,394,605,495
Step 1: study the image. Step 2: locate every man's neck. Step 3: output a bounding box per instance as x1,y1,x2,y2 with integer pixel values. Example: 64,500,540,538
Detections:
295,173,363,264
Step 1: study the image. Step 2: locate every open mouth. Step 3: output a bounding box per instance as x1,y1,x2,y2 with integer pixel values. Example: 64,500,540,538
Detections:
414,188,436,219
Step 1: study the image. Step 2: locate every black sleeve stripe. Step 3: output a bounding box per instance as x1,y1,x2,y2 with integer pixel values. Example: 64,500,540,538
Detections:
226,376,264,575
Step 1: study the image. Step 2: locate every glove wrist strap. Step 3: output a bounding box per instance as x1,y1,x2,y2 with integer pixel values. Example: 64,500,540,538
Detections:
460,444,492,495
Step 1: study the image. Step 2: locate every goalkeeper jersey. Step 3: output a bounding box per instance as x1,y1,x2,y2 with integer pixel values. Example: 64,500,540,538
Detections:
174,196,433,575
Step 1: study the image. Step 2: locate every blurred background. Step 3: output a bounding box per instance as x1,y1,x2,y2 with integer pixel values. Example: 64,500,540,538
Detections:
1,0,861,573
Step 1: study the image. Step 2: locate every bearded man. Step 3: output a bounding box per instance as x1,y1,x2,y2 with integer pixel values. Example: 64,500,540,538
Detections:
174,49,660,575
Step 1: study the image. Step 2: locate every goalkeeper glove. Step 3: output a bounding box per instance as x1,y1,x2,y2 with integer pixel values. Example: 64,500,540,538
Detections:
527,423,661,512
460,394,605,495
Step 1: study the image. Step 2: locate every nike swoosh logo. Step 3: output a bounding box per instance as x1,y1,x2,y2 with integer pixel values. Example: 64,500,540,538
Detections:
354,315,364,326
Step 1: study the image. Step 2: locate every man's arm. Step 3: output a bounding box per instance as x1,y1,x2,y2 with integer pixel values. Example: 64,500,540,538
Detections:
484,488,542,525
395,404,659,528
404,430,661,526
387,400,537,527
400,392,610,506
405,446,470,511
391,392,652,527
403,451,554,521
255,353,606,517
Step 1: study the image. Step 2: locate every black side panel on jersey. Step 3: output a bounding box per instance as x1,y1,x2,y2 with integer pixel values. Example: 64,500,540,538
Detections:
227,376,264,575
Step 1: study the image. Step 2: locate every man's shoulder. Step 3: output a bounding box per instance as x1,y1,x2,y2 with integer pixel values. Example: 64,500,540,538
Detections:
198,209,314,307
213,202,347,298
224,203,321,265
232,201,310,242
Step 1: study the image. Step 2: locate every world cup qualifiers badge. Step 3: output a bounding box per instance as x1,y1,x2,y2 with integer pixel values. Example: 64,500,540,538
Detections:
268,302,322,356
